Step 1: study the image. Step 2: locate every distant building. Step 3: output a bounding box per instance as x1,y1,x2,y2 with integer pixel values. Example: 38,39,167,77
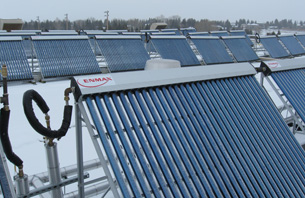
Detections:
269,26,278,29
0,19,23,31
212,25,225,30
241,23,260,32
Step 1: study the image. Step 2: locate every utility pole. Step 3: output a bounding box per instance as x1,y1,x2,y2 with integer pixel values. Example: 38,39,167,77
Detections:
65,13,69,30
104,10,109,30
36,16,40,30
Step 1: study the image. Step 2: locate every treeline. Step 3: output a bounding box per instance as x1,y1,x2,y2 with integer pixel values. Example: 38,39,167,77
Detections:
22,16,305,32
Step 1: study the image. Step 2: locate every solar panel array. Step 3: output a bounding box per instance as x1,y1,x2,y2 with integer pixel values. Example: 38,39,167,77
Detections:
95,36,150,72
0,37,33,81
229,30,253,46
190,36,234,64
257,34,305,59
0,32,36,58
80,63,305,198
260,36,291,58
2,27,305,198
32,36,101,78
278,35,305,56
149,36,201,66
295,34,305,47
222,36,259,62
3,29,305,81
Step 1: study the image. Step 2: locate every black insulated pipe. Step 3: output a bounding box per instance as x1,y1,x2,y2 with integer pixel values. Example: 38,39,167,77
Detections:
0,109,23,167
23,89,73,139
0,64,23,177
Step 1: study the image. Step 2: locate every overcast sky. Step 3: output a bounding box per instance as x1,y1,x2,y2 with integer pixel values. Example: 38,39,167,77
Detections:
2,0,305,23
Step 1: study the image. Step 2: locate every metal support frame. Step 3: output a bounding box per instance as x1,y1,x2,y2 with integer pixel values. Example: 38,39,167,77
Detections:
28,158,101,185
278,38,293,58
146,40,161,59
31,41,34,73
264,75,305,134
23,175,88,198
93,39,111,74
64,180,110,198
186,38,205,65
21,158,102,198
220,39,238,63
97,50,111,74
30,175,52,198
75,99,120,197
93,38,97,57
259,72,264,87
75,102,85,198
0,142,17,198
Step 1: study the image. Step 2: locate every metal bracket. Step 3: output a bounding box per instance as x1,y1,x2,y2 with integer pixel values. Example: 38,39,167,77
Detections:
20,174,89,198
264,75,305,134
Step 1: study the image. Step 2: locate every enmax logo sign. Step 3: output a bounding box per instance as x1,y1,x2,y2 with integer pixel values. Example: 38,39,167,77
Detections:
266,61,281,68
77,75,115,88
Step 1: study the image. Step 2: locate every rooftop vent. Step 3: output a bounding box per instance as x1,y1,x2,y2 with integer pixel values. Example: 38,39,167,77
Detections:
150,22,167,30
0,19,23,31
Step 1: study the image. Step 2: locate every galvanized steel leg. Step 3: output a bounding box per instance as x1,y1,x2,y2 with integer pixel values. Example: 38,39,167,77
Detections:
75,101,85,198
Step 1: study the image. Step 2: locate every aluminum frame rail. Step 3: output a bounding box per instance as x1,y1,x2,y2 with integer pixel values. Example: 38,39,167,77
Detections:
189,36,234,65
0,37,34,81
149,35,201,66
72,62,305,198
160,29,181,35
151,32,176,36
222,36,259,62
187,32,210,36
95,35,150,72
10,30,41,34
31,35,101,79
209,31,229,37
261,58,305,134
40,30,78,36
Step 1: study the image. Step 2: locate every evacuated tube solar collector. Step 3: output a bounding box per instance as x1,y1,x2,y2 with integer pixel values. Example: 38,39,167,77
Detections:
71,60,305,198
